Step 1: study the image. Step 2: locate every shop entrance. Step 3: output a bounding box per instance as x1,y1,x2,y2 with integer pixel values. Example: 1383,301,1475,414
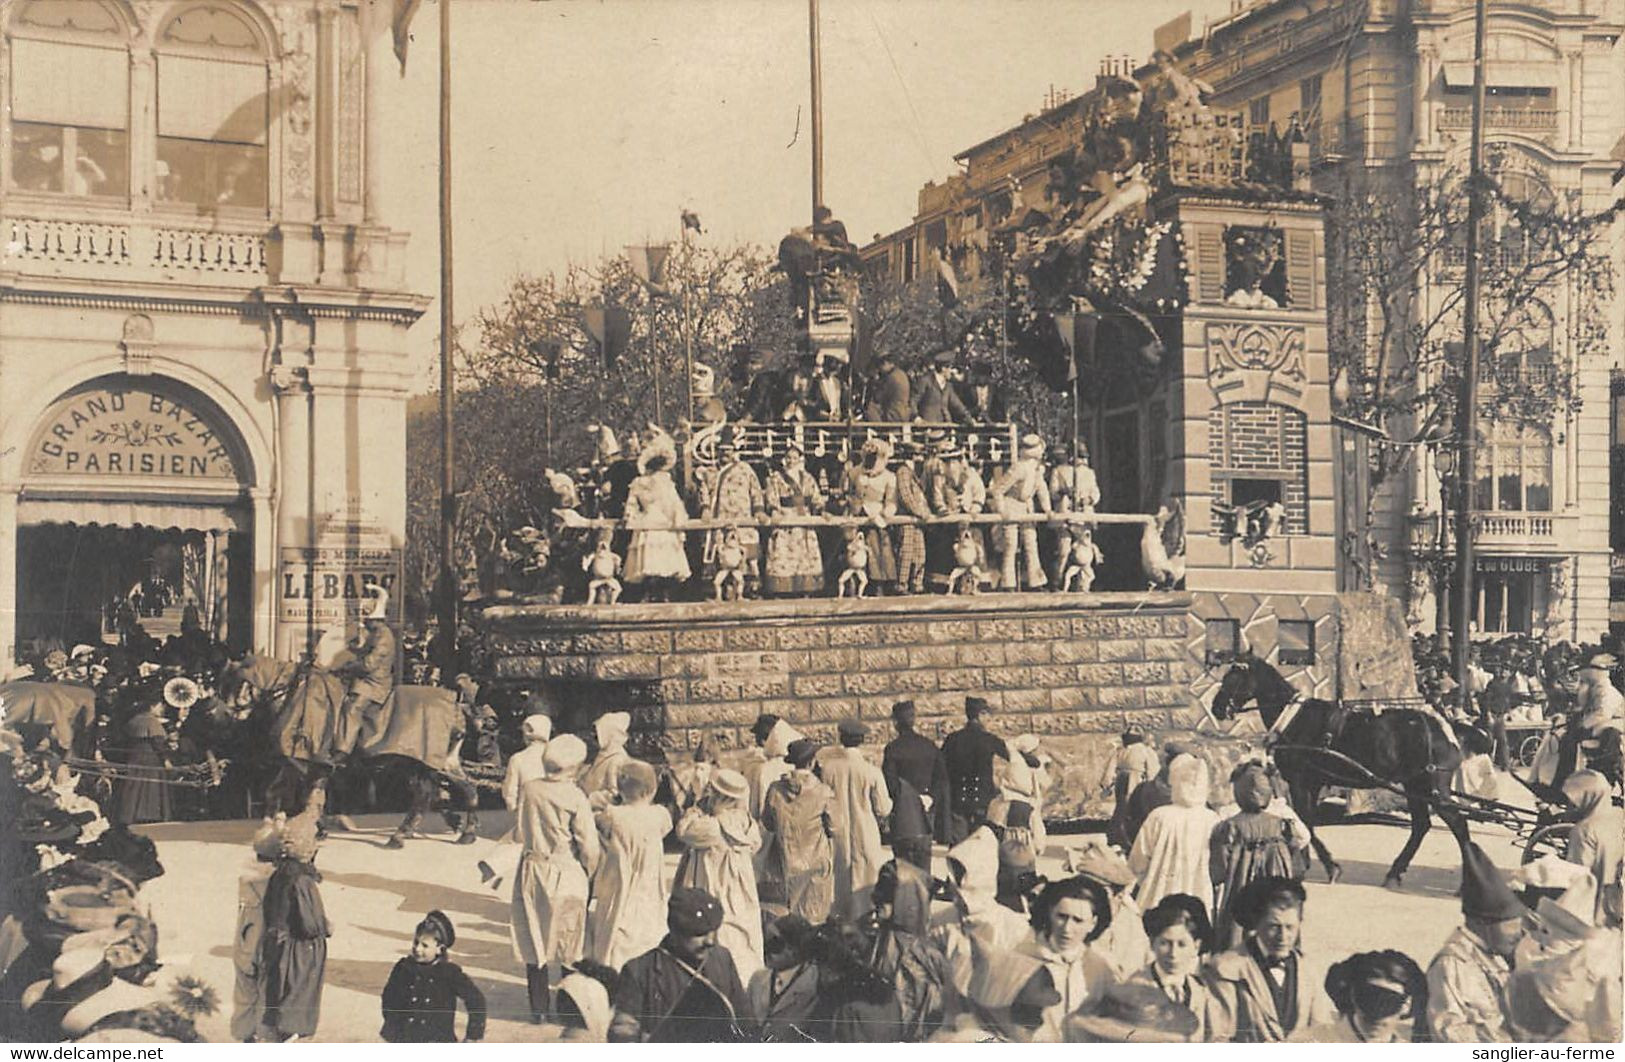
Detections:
14,519,251,655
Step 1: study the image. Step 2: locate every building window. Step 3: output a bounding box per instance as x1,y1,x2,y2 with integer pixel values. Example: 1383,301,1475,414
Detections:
1209,402,1309,535
1299,75,1323,122
901,239,917,282
1205,619,1241,666
155,3,268,212
1278,620,1315,666
1248,96,1271,130
7,1,129,198
1473,425,1552,512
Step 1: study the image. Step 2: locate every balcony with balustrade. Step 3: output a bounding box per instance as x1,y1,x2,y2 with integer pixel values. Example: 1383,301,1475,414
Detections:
2,207,272,288
1438,106,1560,134
1408,508,1577,554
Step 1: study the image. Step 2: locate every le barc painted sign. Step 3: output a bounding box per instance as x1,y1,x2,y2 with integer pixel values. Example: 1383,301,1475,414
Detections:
279,546,402,634
28,384,238,479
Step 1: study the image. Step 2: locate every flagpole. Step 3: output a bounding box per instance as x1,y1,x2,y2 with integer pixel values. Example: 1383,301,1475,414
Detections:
809,0,823,219
681,226,695,425
436,0,457,675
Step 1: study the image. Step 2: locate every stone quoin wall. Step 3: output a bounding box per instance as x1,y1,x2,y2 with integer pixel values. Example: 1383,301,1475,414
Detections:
481,592,1204,749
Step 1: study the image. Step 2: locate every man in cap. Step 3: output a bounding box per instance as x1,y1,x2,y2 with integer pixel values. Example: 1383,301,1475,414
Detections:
1556,652,1624,784
942,697,1007,842
864,350,911,422
332,585,396,763
882,701,953,843
913,349,969,424
820,719,893,919
1425,841,1526,1042
609,887,754,1042
987,433,1052,590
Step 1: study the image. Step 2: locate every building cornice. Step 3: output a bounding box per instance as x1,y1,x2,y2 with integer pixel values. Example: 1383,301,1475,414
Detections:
0,283,427,324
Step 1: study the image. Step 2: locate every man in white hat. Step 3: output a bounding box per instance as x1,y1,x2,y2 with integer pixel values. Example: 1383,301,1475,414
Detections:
333,584,396,762
987,433,1052,591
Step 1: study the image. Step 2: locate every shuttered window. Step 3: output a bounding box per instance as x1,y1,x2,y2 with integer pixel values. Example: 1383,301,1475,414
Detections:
1194,226,1226,303
1285,229,1316,310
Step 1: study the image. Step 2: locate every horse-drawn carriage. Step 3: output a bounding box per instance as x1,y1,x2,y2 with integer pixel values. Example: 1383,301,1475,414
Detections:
1210,652,1622,881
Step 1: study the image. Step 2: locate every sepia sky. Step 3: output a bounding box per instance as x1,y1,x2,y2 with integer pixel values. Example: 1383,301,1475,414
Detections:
379,0,1239,381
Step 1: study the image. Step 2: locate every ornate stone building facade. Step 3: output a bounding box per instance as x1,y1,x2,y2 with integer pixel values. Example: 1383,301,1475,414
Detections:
0,0,424,661
1164,0,1624,643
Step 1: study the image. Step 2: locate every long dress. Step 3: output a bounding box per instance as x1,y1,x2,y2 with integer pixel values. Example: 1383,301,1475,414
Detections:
585,802,673,971
819,746,894,919
925,460,989,589
1129,756,1218,912
675,805,765,982
705,460,765,572
260,859,329,1039
763,467,825,595
511,777,600,969
843,464,899,584
113,712,171,825
761,771,836,923
624,470,691,582
1210,810,1299,948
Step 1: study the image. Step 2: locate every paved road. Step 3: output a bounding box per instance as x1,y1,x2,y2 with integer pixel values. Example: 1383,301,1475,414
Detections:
137,783,1533,1043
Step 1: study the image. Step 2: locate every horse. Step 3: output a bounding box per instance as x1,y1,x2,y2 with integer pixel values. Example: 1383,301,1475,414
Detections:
1209,651,1468,888
228,654,481,848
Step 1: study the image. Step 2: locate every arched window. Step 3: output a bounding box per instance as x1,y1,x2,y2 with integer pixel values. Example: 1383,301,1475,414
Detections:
155,3,267,212
7,0,130,198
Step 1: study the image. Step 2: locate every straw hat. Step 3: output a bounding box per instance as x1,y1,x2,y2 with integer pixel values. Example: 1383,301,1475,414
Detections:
708,768,749,803
1067,981,1199,1043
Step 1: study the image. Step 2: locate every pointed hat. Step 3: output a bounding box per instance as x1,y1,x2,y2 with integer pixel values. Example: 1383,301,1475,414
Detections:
1461,840,1525,922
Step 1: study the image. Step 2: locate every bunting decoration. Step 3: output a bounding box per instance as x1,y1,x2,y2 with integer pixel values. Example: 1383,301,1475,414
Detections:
391,0,423,73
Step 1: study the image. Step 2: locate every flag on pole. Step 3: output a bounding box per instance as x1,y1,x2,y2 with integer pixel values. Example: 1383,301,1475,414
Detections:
391,0,424,73
1053,305,1098,383
935,250,960,308
628,244,673,297
681,209,704,235
581,304,631,368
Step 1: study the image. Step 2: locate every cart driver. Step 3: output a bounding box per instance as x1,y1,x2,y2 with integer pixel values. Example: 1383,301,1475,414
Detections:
1555,652,1624,784
333,585,397,762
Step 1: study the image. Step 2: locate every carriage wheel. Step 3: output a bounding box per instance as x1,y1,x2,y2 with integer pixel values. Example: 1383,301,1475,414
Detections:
1516,734,1544,769
1521,822,1573,865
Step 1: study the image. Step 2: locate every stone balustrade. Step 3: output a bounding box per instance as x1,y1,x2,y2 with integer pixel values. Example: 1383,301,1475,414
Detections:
3,213,269,284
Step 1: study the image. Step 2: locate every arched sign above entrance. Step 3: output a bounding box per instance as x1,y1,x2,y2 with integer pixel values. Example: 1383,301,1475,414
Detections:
26,379,243,481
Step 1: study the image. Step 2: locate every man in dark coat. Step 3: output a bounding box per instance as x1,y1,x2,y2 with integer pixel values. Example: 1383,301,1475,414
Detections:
957,360,1009,423
881,701,952,843
912,350,969,424
941,697,1007,842
864,352,911,422
609,888,754,1042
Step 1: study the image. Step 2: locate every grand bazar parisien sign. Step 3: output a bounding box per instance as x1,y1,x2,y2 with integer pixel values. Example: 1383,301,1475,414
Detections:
27,383,238,480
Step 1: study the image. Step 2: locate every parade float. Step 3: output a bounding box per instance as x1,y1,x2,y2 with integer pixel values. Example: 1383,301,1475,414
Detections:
477,50,1420,812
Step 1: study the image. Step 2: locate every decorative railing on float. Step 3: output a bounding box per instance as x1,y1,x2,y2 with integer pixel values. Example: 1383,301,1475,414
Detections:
682,420,1023,469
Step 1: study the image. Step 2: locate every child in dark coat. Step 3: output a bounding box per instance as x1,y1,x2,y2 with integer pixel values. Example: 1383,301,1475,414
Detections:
380,911,486,1043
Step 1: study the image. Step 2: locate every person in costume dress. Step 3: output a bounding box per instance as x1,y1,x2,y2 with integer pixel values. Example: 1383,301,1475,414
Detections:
473,713,550,893
1130,753,1218,912
1561,770,1623,927
1425,841,1526,1042
893,451,933,595
1012,874,1118,1042
819,719,894,919
623,433,690,601
609,888,754,1042
259,786,330,1041
1290,949,1427,1043
743,715,802,904
511,734,600,1024
761,739,836,924
986,433,1051,590
1205,876,1335,1042
581,711,634,811
924,441,988,590
994,733,1050,850
841,438,899,591
1047,443,1101,586
113,700,171,825
675,769,765,984
704,428,766,595
586,761,674,972
1210,761,1303,948
762,443,825,596
1120,893,1216,1042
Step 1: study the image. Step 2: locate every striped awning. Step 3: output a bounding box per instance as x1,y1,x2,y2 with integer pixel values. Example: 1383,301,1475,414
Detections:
17,497,245,533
